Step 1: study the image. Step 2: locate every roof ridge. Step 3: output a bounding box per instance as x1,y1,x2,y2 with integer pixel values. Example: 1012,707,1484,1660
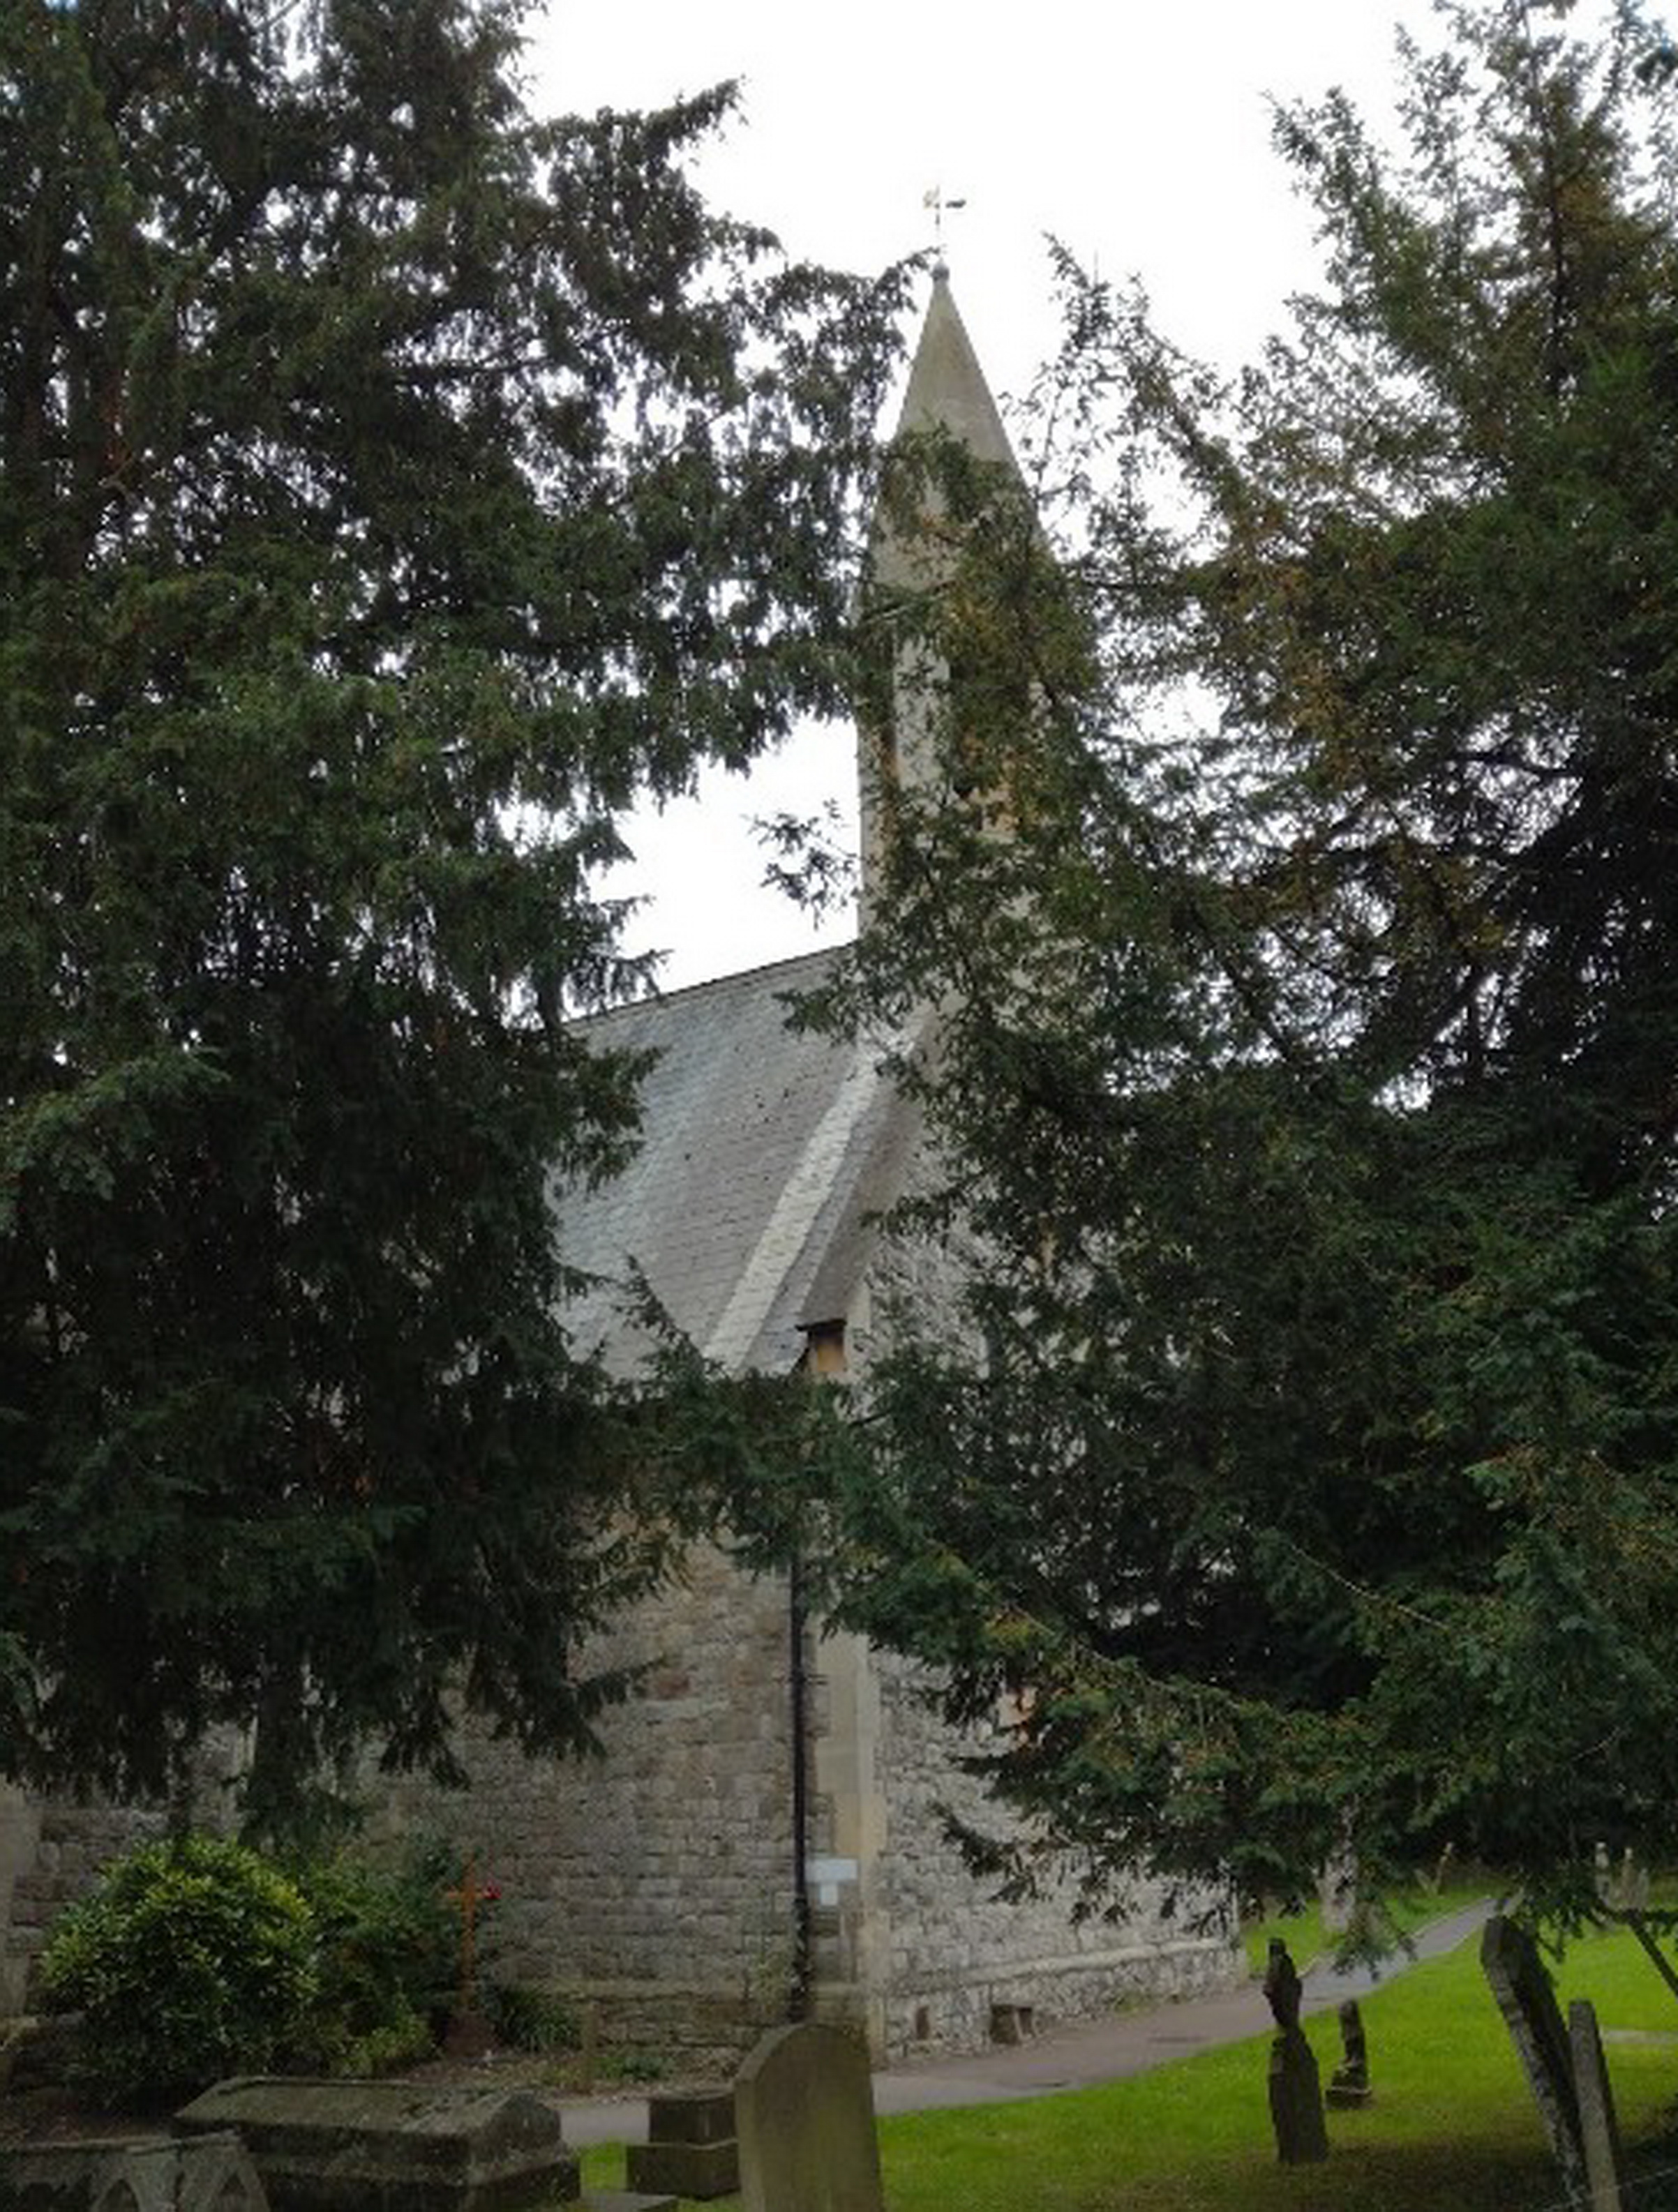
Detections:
576,939,850,1026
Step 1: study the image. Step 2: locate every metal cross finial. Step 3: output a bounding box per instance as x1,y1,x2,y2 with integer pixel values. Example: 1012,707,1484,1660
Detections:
922,186,968,273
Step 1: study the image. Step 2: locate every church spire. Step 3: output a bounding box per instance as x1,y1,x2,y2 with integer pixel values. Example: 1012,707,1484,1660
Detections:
887,266,1018,479
859,272,1023,906
869,269,1021,598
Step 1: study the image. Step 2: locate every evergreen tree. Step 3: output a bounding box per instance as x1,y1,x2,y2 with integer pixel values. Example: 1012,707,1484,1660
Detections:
805,0,1678,1931
0,0,900,1825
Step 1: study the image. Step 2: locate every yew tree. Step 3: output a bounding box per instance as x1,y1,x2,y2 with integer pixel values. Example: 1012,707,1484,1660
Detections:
0,0,899,1825
807,0,1678,1931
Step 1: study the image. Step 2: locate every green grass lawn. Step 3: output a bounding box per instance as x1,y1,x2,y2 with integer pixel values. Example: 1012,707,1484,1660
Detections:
580,1913,1678,2212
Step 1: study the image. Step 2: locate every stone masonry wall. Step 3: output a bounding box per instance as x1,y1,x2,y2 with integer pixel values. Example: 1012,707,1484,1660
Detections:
0,1732,244,2016
846,1180,1241,2059
377,1541,800,2075
0,1551,799,2072
0,1794,167,2015
871,1653,1238,2058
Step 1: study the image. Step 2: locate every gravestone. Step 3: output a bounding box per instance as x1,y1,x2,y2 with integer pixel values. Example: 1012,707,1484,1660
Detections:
0,2132,264,2212
1268,2032,1331,2164
1598,1849,1650,1918
1569,2000,1626,2212
734,2023,883,2212
1262,1940,1328,2165
627,2089,739,2200
174,2078,577,2212
1480,1915,1588,2212
1319,1851,1355,1936
1325,1998,1372,2109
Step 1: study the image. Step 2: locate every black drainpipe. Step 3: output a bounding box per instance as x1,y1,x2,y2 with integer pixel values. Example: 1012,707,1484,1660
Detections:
788,1539,813,2020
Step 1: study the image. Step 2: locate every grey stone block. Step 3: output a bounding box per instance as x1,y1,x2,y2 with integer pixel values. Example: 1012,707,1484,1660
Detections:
174,2078,578,2212
626,2142,738,2200
643,2092,734,2146
0,2132,264,2212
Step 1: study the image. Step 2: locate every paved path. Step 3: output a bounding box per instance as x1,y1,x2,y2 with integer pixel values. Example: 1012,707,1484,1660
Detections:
560,1898,1494,2144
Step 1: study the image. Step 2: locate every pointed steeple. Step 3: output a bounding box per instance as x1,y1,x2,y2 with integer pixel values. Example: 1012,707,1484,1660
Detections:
859,272,1024,904
890,266,1018,474
869,269,1022,594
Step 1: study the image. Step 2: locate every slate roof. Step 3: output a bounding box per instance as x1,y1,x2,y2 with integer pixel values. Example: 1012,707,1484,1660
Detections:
551,946,916,1378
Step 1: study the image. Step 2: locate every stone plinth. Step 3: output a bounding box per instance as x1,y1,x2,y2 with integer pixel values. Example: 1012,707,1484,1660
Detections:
173,2079,576,2212
0,2130,263,2212
627,2089,738,2201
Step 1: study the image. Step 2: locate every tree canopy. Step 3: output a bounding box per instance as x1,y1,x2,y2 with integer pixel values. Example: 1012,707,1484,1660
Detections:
0,0,901,1827
800,0,1678,1933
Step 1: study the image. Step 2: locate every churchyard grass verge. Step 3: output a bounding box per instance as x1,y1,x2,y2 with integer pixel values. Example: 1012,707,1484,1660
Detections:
1241,1880,1495,1978
583,1917,1678,2212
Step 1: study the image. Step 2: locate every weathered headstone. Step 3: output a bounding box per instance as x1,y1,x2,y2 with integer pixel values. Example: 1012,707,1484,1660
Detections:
174,2079,577,2212
734,2023,883,2212
1268,2032,1331,2163
1598,1849,1650,1918
1262,1940,1328,2165
1569,1999,1626,2212
627,2089,739,2200
1319,1851,1356,1936
1325,1998,1372,2109
0,2132,264,2212
1481,1915,1588,2212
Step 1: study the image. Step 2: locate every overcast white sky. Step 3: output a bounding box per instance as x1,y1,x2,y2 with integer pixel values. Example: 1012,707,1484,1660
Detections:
527,1,1437,988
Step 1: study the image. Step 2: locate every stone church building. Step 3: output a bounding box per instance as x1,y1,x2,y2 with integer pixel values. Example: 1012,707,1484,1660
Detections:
0,277,1237,2061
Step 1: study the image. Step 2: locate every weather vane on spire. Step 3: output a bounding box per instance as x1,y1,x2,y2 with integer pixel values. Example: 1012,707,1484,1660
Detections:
923,187,968,274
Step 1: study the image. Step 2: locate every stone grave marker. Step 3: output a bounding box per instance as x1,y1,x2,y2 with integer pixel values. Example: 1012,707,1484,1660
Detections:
1262,1939,1328,2164
1325,1998,1372,2109
1569,1999,1626,2212
627,2089,739,2201
734,2022,883,2212
0,2132,264,2212
1481,1915,1588,2212
174,2078,577,2212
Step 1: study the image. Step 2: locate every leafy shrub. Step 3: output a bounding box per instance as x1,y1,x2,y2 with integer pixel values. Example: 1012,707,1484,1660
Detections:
288,1842,456,2074
600,2045,666,2084
488,1982,578,2054
40,1836,315,2106
334,2013,437,2077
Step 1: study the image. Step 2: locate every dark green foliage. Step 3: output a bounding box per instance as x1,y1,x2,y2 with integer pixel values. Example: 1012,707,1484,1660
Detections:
487,1978,578,2054
797,1,1678,1933
40,1833,473,2097
0,1,901,1821
287,1840,457,2072
40,1835,316,2105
